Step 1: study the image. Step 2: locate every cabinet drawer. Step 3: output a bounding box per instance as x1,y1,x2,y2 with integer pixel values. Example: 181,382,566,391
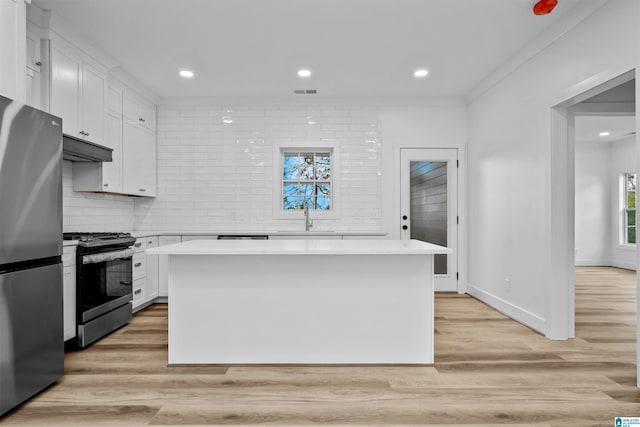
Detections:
141,235,158,248
132,278,145,306
133,236,158,252
132,253,146,279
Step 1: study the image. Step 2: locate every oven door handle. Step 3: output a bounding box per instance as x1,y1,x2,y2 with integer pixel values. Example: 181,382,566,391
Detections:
82,248,135,264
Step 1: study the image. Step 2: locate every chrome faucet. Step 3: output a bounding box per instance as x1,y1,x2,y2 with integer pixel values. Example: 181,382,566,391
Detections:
304,203,313,231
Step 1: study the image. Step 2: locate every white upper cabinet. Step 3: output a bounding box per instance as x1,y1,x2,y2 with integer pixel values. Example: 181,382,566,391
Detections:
25,25,44,110
81,63,106,144
50,40,106,145
122,92,156,197
124,94,156,131
102,87,123,192
73,82,156,197
73,83,124,193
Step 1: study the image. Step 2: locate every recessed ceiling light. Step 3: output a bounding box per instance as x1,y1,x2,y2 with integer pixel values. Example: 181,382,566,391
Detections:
599,131,611,137
179,70,195,78
414,69,429,78
298,69,312,78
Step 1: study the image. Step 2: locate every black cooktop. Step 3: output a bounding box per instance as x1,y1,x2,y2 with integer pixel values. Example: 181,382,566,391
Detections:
63,232,136,248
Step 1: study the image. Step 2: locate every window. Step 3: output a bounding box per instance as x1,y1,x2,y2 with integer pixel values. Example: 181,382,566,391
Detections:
282,151,332,211
624,172,636,245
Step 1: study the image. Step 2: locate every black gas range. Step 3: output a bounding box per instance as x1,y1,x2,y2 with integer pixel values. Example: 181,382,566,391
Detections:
64,232,137,347
63,231,136,249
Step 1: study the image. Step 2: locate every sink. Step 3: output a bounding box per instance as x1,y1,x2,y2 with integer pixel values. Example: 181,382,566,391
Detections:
276,230,336,233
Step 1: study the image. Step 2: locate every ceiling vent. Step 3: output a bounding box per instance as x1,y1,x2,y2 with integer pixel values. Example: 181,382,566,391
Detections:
294,89,317,95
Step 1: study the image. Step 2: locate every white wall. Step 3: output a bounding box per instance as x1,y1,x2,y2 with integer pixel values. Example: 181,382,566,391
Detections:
134,99,467,235
610,136,637,269
379,103,467,239
466,0,640,335
135,101,381,232
575,141,611,266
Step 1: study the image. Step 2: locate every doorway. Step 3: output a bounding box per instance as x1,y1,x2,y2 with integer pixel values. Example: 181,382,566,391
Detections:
400,148,458,291
551,69,637,383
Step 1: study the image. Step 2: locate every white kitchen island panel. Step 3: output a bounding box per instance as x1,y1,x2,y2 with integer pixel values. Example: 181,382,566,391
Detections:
148,239,450,365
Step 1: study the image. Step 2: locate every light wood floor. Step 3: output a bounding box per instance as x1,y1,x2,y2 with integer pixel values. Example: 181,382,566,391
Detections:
1,267,639,426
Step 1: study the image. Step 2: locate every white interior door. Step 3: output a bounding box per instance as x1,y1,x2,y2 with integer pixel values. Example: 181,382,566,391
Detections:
401,148,458,291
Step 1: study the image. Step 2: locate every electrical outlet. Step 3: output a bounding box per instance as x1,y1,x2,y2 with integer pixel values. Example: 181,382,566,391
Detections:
504,278,511,292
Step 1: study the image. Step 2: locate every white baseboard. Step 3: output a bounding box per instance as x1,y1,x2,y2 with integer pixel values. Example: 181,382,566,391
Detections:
574,258,611,266
466,283,546,335
611,261,637,271
574,259,637,271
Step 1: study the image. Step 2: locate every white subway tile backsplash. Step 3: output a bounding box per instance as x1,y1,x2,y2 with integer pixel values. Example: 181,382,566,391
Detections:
62,160,135,232
134,103,382,232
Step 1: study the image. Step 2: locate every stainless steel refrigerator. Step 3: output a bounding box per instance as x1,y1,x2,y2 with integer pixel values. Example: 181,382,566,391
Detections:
0,95,64,416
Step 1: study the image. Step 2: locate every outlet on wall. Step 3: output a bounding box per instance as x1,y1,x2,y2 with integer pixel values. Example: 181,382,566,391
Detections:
504,278,511,292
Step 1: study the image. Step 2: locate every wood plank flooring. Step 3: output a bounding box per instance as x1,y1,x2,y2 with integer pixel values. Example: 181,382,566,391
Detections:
1,266,639,426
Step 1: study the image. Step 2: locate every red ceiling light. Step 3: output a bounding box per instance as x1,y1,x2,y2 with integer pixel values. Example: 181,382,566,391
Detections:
533,0,558,15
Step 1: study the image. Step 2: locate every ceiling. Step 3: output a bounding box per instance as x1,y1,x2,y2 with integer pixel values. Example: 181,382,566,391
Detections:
575,115,636,144
31,0,590,98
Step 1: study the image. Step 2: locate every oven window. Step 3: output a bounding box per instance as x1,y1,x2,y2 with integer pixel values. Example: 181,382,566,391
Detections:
80,257,132,313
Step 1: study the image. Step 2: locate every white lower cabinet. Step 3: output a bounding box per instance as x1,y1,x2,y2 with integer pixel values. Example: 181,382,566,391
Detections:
146,237,159,300
132,235,159,311
158,235,181,298
62,245,77,342
132,278,146,307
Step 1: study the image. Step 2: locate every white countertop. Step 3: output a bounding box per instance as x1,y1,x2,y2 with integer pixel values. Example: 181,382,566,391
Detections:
146,239,450,256
131,230,387,238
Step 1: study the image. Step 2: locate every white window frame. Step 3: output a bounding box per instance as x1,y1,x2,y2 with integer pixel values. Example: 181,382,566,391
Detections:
622,172,636,246
272,141,340,220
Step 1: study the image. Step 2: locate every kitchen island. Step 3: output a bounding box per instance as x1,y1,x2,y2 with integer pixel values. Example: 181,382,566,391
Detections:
147,239,450,365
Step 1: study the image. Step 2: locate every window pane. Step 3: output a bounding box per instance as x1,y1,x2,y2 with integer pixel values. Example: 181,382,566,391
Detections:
283,183,298,197
316,183,331,197
283,154,299,180
283,196,299,210
315,153,331,180
299,153,314,179
628,173,636,191
628,210,636,226
300,196,313,209
628,191,636,209
316,196,330,210
300,183,314,196
628,226,636,244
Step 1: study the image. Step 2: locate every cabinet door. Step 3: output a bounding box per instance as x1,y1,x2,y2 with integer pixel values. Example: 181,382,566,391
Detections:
139,103,156,131
122,120,156,197
63,265,76,341
122,119,141,195
50,44,81,137
145,237,159,301
107,85,123,115
25,29,42,109
158,236,181,297
102,109,123,192
138,126,157,196
81,63,106,145
62,245,77,342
